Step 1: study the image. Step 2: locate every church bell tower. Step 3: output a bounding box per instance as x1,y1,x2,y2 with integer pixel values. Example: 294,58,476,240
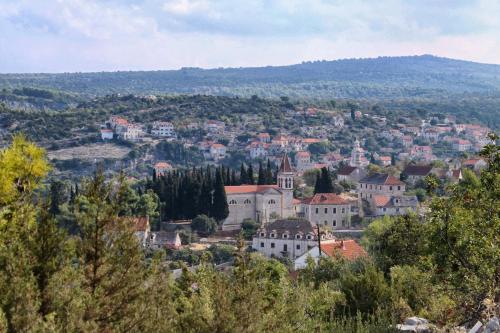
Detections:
277,153,294,217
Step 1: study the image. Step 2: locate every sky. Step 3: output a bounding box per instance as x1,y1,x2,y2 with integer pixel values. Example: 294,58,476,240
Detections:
0,0,499,73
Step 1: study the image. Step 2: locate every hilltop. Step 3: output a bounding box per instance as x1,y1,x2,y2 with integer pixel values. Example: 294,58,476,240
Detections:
1,55,500,99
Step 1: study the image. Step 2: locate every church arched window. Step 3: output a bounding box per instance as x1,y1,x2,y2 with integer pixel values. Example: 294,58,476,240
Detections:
268,199,276,205
229,200,237,205
244,199,251,205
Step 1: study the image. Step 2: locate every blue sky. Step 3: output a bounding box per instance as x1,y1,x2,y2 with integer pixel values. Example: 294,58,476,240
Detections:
1,0,499,73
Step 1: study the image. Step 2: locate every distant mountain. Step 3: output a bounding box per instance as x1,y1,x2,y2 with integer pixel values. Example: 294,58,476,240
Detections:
1,55,500,99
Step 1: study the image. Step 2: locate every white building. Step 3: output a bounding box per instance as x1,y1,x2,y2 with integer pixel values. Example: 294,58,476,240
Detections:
118,124,143,141
209,143,227,160
295,151,313,172
247,141,268,159
223,154,295,230
301,193,352,229
252,219,336,260
350,139,369,167
151,121,176,137
358,173,406,201
452,139,472,152
100,129,114,140
204,120,225,134
373,195,419,217
154,162,173,176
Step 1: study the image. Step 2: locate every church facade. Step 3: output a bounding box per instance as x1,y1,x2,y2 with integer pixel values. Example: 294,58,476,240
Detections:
222,154,295,231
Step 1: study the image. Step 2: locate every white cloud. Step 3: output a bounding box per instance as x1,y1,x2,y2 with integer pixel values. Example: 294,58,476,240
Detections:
0,0,499,72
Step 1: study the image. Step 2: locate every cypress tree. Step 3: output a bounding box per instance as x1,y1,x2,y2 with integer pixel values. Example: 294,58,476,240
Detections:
211,168,229,222
231,169,237,185
248,164,255,185
240,163,248,184
266,159,274,184
257,161,266,185
314,173,322,194
320,167,334,193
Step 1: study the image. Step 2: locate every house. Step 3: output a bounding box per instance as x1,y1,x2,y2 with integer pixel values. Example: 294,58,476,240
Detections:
295,151,312,172
209,143,227,160
204,120,225,134
300,193,352,229
223,154,295,230
452,139,472,152
462,158,487,172
117,124,143,141
377,156,392,167
372,195,418,217
252,218,336,260
401,136,413,148
331,115,344,128
100,129,114,140
151,121,175,138
149,231,181,250
125,216,150,247
322,152,344,168
446,169,463,183
294,240,367,270
257,132,271,143
247,141,268,159
421,128,440,142
358,173,405,201
402,165,434,185
337,166,366,183
108,116,128,129
154,162,173,176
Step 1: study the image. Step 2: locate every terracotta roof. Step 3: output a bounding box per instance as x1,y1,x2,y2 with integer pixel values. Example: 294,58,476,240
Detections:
125,216,150,232
211,143,226,148
306,193,349,205
321,240,367,261
101,129,113,133
373,195,391,207
279,153,294,173
360,173,404,186
403,165,433,176
296,151,310,158
224,185,279,194
155,162,172,169
302,138,321,144
337,166,357,176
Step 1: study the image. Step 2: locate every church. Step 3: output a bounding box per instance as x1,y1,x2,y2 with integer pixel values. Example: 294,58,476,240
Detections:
222,154,296,231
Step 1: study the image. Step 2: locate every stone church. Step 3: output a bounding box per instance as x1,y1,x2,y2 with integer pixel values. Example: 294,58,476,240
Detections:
222,154,296,231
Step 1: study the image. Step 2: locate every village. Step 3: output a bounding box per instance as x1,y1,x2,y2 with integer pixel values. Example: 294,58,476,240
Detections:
98,105,493,271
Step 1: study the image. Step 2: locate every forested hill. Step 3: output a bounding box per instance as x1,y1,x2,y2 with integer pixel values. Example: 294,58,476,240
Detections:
2,55,500,99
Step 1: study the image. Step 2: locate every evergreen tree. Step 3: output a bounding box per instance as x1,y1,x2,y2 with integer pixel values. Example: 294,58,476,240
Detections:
266,159,274,184
49,180,65,216
211,168,229,222
247,164,255,185
240,163,249,184
314,173,321,194
257,161,266,185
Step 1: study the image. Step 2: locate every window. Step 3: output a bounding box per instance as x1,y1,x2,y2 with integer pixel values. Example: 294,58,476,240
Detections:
315,208,319,214
283,234,288,239
333,220,337,227
295,234,301,239
333,208,337,214
342,219,345,226
396,208,400,213
324,220,328,226
260,232,265,237
296,244,300,250
389,186,393,190
283,244,287,252
397,186,401,191
270,233,275,238
306,235,312,240
342,208,345,213
268,199,276,205
244,199,251,204
370,185,372,190
383,208,386,212
369,194,372,199
260,242,264,248
271,243,275,248
379,186,382,190
229,199,237,205
324,208,328,214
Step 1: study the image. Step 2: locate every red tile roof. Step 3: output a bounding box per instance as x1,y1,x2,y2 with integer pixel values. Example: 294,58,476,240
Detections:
321,240,367,261
125,216,150,232
373,195,391,207
224,185,279,194
306,193,349,205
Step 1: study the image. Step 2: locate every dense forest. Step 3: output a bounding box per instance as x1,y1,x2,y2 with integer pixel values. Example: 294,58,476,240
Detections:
0,133,498,332
2,55,500,99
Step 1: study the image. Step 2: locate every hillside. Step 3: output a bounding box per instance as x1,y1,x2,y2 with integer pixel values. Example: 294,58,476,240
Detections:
1,55,500,99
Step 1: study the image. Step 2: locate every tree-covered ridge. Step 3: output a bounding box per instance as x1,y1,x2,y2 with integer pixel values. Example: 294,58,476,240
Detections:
2,55,500,98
